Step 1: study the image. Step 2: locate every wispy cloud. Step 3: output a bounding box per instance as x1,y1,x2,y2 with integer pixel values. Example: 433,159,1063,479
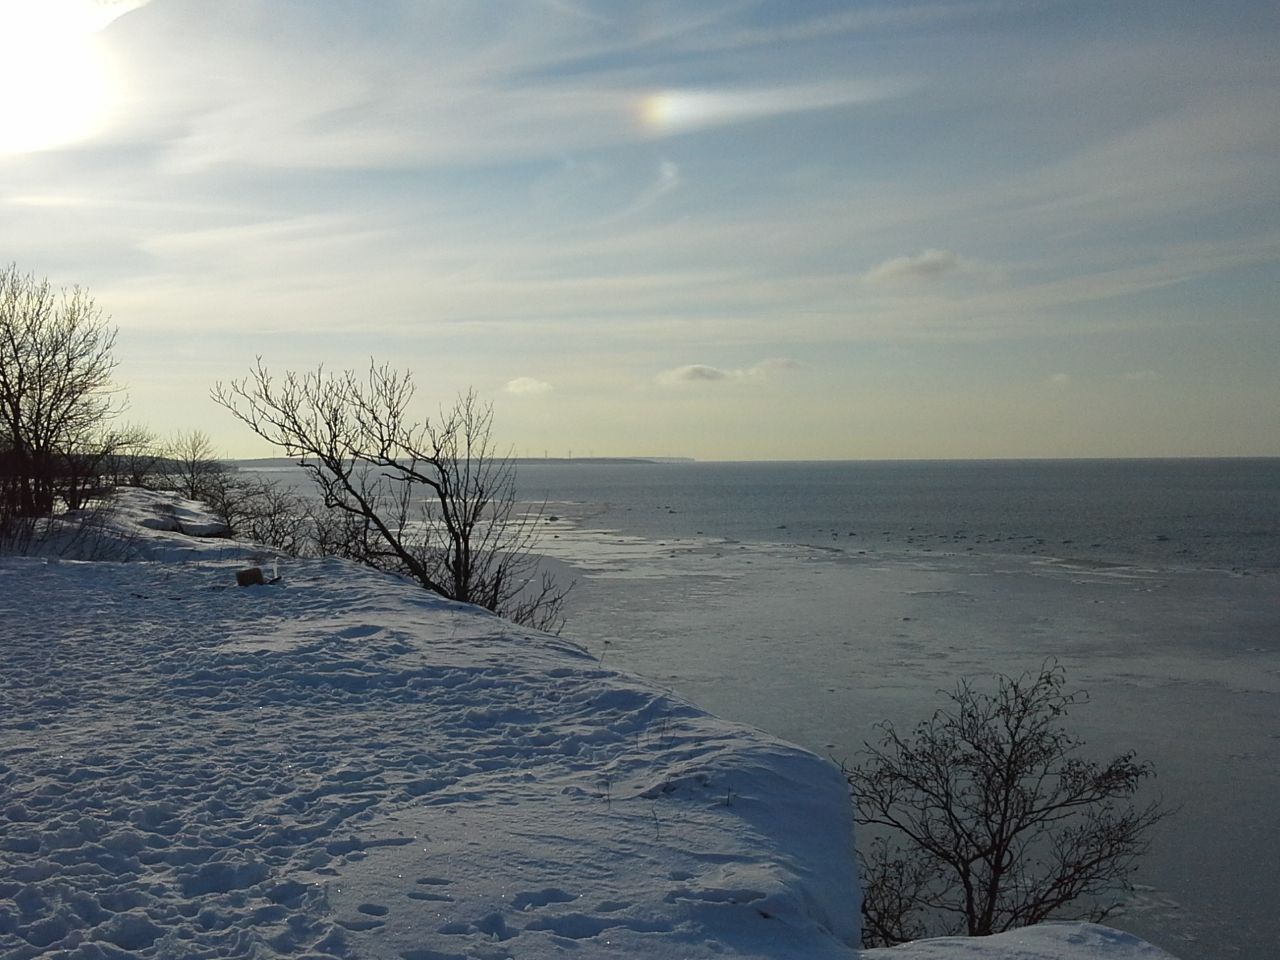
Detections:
505,377,553,396
5,194,93,208
679,1,1024,52
656,358,803,385
612,160,682,219
863,249,962,285
988,89,1280,230
90,2,910,173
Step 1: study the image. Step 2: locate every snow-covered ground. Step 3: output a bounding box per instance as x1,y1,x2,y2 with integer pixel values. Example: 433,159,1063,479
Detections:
0,491,1182,959
864,924,1180,960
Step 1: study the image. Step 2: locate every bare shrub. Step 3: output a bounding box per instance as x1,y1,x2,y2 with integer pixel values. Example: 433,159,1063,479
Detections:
164,429,228,501
201,473,312,556
846,663,1168,947
213,360,570,631
1,496,138,561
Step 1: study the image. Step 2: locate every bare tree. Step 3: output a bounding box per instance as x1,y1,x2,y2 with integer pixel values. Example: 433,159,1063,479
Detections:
165,429,227,501
846,663,1168,947
213,360,569,631
56,422,164,510
103,424,167,488
0,265,120,532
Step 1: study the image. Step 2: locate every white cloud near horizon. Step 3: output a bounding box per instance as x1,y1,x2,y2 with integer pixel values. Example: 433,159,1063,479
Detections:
505,377,554,396
656,358,803,385
863,249,963,285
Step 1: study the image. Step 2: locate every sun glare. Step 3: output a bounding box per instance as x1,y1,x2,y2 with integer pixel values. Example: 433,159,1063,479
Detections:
0,1,127,154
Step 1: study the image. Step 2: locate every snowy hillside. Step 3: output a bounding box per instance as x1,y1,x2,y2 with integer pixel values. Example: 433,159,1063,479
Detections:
0,491,1183,959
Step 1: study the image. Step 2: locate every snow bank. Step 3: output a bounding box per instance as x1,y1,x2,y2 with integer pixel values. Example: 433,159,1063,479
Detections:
13,488,249,564
864,923,1181,960
111,488,234,541
0,492,1184,959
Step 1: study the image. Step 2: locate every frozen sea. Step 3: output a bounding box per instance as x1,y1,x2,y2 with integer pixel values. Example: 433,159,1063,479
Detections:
247,457,1280,960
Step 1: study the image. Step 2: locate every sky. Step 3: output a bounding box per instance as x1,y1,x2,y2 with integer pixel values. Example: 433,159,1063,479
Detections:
1,0,1277,460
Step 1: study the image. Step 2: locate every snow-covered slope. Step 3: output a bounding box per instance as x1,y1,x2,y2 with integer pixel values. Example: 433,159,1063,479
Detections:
1,506,858,958
0,491,1184,959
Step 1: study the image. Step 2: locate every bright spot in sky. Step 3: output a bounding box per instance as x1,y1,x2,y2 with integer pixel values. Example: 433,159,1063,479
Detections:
0,0,135,154
639,83,899,134
641,90,775,133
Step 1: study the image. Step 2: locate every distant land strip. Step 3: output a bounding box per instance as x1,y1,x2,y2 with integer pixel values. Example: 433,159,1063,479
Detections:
232,456,694,469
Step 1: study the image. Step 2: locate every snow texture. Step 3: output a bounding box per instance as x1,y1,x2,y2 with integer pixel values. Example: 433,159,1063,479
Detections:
0,490,1183,959
864,923,1181,959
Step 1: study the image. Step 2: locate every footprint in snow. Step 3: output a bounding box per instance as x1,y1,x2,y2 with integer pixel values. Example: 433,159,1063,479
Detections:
511,887,576,911
337,916,385,931
437,912,514,941
407,889,454,902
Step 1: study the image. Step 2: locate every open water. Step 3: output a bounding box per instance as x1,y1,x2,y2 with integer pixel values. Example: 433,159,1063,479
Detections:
514,457,1280,574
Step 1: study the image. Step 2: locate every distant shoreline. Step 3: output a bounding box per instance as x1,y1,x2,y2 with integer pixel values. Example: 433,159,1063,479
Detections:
229,455,1279,469
232,456,696,468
